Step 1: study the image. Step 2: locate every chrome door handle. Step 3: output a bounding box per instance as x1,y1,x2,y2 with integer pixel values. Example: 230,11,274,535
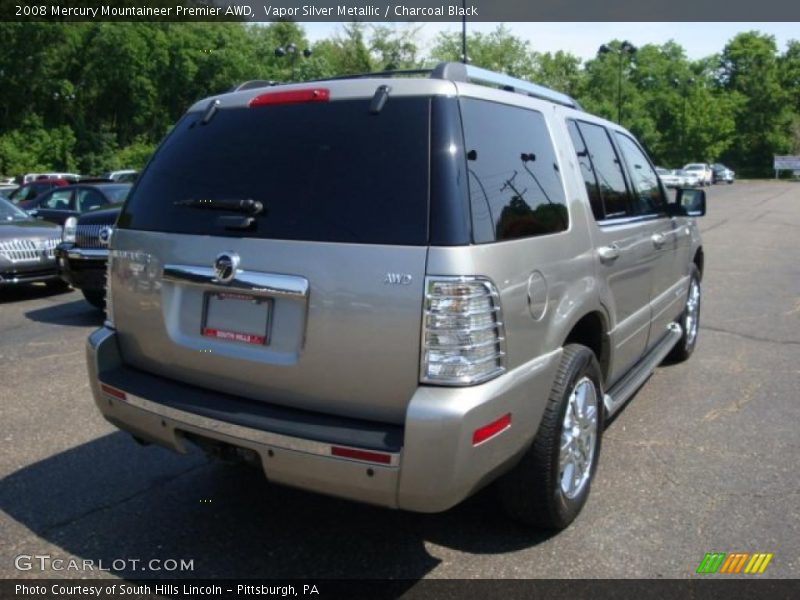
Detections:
598,244,620,263
651,233,666,248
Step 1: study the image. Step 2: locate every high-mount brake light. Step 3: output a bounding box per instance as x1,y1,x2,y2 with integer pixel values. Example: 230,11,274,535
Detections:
248,88,330,107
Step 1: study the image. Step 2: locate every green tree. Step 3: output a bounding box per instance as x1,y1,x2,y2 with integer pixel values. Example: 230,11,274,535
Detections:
368,24,423,70
0,115,77,175
718,32,794,175
779,40,800,113
312,23,373,76
0,22,797,179
582,40,737,167
112,137,157,171
430,25,537,80
534,51,585,99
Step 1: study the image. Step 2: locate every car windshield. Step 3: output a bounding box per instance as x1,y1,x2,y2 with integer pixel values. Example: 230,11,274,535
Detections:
684,165,703,170
655,168,668,175
0,197,29,221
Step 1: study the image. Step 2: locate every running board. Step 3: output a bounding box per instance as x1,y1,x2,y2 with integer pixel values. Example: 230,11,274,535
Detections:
603,323,683,418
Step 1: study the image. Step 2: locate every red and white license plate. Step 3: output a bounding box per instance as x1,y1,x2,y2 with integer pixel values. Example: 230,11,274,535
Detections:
202,292,271,346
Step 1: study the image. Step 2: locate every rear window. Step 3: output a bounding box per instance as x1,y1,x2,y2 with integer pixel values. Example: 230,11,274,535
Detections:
460,98,568,243
119,97,430,245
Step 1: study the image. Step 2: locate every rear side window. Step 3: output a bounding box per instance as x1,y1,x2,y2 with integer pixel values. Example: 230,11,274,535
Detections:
571,121,629,220
42,189,72,209
12,185,43,202
566,120,604,221
614,133,666,216
76,188,106,211
104,186,131,203
119,98,430,245
461,98,568,243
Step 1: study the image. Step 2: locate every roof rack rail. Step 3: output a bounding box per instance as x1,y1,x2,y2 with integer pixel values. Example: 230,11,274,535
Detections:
231,62,582,110
323,68,434,81
230,80,281,92
431,62,582,109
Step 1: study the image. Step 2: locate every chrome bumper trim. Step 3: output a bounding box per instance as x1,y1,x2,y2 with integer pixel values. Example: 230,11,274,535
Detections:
163,264,309,299
67,248,109,260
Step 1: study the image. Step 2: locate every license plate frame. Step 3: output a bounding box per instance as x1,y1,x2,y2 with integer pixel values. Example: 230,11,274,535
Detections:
201,291,272,346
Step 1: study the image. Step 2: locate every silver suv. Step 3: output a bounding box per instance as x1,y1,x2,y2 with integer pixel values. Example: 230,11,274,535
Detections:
87,63,705,530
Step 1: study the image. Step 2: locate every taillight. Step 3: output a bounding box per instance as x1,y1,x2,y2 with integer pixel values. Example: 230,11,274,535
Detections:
421,277,506,386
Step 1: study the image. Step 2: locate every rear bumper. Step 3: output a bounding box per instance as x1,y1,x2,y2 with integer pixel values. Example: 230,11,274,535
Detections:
57,244,107,291
87,327,561,512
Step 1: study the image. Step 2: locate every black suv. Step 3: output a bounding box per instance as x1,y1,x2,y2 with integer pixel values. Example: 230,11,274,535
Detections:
57,205,121,308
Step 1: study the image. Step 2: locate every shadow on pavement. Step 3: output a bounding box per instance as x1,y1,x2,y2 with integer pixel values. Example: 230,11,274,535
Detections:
24,299,104,328
0,432,552,580
0,282,72,304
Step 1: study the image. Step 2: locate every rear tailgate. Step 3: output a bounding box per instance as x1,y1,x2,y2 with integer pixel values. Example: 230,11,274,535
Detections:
110,90,432,425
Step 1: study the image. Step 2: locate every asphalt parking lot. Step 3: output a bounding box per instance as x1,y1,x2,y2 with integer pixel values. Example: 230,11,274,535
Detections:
1,181,798,581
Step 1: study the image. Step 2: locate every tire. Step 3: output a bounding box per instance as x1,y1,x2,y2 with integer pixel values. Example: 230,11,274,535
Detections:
667,264,701,362
497,344,604,530
82,289,106,309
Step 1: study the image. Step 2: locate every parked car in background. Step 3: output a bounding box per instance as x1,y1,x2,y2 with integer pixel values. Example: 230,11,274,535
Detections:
101,169,138,183
8,178,72,205
58,204,121,308
655,167,681,188
711,164,735,184
19,183,131,226
676,169,701,187
17,173,80,184
683,163,713,186
0,186,18,200
0,197,62,286
115,172,138,184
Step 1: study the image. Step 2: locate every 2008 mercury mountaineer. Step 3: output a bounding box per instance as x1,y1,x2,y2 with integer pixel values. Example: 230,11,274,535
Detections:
87,62,706,530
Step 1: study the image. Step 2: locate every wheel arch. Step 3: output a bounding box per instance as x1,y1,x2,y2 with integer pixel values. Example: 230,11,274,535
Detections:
693,246,704,280
562,311,610,384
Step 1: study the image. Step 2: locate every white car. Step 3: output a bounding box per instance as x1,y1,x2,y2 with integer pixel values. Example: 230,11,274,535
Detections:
683,163,713,186
676,169,701,187
101,169,138,182
19,172,80,184
655,167,681,188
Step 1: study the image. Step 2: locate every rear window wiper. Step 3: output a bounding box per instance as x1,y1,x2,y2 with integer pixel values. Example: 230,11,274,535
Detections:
174,198,264,215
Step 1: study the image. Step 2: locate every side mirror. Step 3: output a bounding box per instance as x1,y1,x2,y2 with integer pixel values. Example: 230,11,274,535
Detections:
671,188,706,217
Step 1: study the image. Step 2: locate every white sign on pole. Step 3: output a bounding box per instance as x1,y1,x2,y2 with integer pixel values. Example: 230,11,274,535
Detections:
774,155,800,170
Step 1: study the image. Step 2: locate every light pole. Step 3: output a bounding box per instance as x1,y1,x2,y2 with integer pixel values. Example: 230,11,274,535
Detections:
274,43,313,81
598,41,636,125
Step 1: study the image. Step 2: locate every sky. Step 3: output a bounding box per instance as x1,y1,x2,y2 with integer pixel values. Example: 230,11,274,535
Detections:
302,22,799,60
